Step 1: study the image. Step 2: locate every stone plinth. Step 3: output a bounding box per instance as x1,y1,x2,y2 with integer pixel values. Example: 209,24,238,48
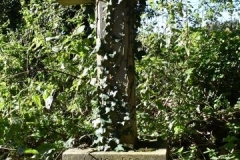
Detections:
62,148,166,160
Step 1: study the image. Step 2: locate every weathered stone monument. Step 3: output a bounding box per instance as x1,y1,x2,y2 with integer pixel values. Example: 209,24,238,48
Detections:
63,148,166,160
57,0,166,159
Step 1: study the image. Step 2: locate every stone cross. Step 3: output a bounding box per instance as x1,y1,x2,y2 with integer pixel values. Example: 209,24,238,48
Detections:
57,0,137,147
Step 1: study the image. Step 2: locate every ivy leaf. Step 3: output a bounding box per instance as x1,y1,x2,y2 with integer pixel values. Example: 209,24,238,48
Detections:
103,54,108,60
101,93,109,100
114,144,124,152
95,127,106,135
117,0,123,4
64,138,74,148
104,144,111,151
45,95,53,110
52,46,62,53
111,101,116,107
92,118,101,128
123,115,130,121
185,68,194,82
174,125,184,134
32,94,41,108
0,98,4,110
24,148,39,155
94,136,104,144
82,68,89,77
119,32,125,36
115,38,121,42
110,90,118,97
120,121,125,126
73,25,85,35
185,45,190,56
185,68,194,75
45,35,60,41
90,78,97,86
109,51,116,58
105,107,111,114
178,147,184,153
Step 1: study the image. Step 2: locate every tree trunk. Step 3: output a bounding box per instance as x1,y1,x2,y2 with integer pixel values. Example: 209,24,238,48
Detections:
95,0,137,149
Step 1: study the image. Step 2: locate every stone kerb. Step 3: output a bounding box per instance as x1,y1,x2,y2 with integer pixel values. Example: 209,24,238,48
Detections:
62,148,166,160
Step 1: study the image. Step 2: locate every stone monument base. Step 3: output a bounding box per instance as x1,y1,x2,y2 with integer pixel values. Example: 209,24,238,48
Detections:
62,148,166,160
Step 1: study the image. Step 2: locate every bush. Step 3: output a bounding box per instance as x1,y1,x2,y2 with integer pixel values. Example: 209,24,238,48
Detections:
0,0,95,159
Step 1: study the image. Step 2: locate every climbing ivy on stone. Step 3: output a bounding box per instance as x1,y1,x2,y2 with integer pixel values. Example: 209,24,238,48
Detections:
92,0,146,151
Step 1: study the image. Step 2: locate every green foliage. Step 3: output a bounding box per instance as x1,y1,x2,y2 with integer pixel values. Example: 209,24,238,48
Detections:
2,0,240,159
136,0,240,159
92,0,145,151
0,0,95,159
137,28,240,159
0,0,23,32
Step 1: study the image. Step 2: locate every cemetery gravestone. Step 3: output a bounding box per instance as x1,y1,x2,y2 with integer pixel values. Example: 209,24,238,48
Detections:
57,0,166,159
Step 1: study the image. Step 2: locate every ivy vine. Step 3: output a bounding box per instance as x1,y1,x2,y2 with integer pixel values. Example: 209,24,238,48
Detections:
93,0,146,151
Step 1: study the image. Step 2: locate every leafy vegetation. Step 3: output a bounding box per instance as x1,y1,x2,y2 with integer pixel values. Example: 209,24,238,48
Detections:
1,0,240,159
0,0,95,159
